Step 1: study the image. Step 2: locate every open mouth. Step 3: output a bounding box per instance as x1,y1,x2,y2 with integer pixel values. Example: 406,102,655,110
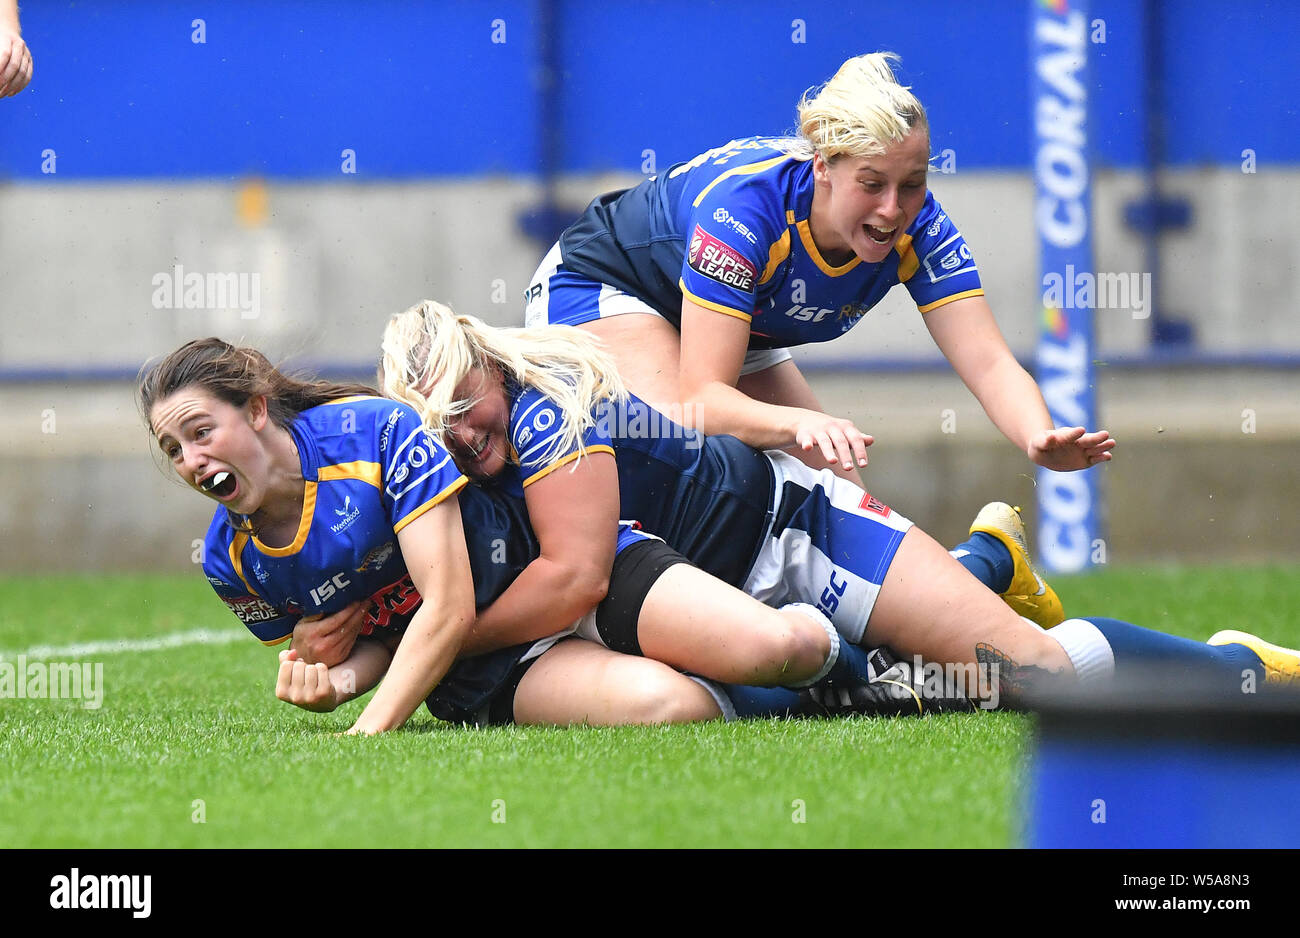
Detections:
864,223,896,245
467,434,489,461
199,470,237,499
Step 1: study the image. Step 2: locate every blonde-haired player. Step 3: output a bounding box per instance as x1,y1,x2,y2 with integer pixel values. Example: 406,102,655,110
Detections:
369,299,1300,709
523,53,1112,623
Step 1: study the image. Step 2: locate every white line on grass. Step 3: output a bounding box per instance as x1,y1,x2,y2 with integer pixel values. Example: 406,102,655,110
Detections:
0,628,248,660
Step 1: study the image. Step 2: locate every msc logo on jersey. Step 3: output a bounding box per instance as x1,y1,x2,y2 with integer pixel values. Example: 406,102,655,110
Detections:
927,213,946,238
712,207,758,245
688,225,756,292
379,407,402,453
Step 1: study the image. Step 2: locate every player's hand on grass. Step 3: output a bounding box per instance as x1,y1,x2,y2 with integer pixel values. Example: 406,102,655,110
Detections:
276,648,342,713
1028,426,1115,471
0,27,32,98
791,410,873,471
292,600,366,666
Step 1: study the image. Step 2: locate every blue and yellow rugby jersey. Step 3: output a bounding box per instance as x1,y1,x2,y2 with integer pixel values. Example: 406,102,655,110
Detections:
486,382,652,554
489,382,773,587
506,382,616,489
558,137,983,350
202,396,539,645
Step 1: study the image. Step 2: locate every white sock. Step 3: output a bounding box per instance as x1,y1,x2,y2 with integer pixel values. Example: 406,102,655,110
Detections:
781,603,841,688
1044,618,1116,684
684,675,736,721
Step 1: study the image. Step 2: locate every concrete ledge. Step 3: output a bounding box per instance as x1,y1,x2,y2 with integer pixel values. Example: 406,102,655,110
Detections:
2,369,1296,571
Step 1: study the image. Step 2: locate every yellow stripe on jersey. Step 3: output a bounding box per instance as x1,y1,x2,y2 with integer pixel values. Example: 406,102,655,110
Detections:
759,229,792,285
321,395,376,406
252,481,318,556
392,475,470,535
895,233,918,282
318,461,383,489
679,281,752,322
917,288,986,314
228,531,256,594
691,155,791,208
796,218,861,277
261,633,292,646
521,445,615,487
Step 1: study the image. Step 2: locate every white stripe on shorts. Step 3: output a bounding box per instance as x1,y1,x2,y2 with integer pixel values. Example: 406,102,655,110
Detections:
524,242,563,327
742,451,913,645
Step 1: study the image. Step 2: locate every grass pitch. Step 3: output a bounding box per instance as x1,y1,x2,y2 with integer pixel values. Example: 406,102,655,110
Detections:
0,565,1295,848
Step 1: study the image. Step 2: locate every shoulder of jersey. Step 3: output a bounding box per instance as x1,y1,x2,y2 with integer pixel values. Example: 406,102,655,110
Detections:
694,146,803,243
298,395,425,460
508,384,564,451
905,190,944,236
200,509,240,586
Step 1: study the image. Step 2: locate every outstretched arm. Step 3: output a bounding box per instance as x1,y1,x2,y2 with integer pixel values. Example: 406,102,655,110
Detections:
924,295,1115,470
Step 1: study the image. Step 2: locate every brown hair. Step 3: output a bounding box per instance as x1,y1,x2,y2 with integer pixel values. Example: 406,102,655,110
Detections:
139,337,376,434
139,338,376,530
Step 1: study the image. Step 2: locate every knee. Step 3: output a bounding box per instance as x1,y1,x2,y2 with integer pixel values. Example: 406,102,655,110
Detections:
765,608,833,682
712,608,831,686
624,670,721,724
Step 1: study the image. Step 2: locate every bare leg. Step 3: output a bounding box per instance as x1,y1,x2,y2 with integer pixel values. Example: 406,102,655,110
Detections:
865,526,1075,702
579,314,683,409
637,563,830,685
512,637,721,726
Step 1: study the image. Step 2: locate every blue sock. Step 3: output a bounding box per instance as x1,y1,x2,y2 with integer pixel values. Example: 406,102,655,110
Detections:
1084,616,1265,692
824,638,880,686
950,532,1013,593
723,684,803,718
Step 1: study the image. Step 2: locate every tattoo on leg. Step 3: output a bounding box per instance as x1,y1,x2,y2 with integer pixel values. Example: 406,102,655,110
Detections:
975,643,1063,704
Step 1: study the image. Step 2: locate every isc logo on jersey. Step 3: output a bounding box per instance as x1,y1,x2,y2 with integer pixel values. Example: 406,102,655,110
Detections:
689,225,756,291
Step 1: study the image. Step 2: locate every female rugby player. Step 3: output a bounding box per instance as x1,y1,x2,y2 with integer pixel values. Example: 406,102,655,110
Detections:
377,301,1300,704
141,339,925,732
523,52,1115,480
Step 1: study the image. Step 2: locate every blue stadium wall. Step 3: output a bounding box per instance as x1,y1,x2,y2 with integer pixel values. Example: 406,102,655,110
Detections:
1,0,1296,180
